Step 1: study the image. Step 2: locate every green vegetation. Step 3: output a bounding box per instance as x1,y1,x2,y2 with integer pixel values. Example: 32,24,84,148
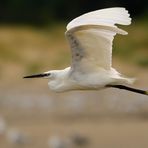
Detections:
0,0,148,25
114,20,148,67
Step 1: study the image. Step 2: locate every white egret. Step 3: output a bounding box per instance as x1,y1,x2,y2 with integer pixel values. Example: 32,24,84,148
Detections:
6,129,30,145
48,135,71,148
24,7,148,95
0,116,6,136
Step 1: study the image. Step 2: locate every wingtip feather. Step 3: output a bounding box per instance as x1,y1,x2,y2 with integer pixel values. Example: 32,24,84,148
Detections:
66,7,132,31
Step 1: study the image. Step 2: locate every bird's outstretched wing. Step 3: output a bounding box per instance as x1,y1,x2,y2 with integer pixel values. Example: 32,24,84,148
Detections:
65,7,131,73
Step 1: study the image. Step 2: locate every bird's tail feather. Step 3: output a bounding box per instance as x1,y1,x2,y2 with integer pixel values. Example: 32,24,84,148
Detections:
106,85,148,96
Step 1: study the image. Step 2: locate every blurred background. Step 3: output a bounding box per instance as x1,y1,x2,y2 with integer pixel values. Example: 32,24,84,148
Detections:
0,0,148,148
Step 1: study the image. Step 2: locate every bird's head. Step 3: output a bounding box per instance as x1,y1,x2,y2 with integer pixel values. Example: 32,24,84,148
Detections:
24,70,66,92
24,67,70,80
24,67,70,92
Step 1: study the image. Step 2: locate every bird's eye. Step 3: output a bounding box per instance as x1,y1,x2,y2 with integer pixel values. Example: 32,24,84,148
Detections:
44,73,51,77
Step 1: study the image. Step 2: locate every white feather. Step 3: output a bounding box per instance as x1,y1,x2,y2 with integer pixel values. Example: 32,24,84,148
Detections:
66,8,131,73
67,7,131,31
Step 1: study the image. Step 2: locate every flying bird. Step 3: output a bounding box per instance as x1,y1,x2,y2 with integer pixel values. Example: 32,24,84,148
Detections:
24,7,148,95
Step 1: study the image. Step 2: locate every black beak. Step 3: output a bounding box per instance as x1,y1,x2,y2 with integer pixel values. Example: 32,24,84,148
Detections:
23,73,50,78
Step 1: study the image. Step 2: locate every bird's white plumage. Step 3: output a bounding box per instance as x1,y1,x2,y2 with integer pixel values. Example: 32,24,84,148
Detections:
66,26,116,71
66,7,131,73
67,7,131,30
24,7,136,92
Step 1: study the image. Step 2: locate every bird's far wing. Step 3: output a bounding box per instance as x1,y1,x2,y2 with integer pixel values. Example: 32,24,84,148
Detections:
65,7,131,73
67,7,131,30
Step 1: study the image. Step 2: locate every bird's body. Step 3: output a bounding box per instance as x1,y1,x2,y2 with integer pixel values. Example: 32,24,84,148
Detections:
24,7,148,95
47,67,132,92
